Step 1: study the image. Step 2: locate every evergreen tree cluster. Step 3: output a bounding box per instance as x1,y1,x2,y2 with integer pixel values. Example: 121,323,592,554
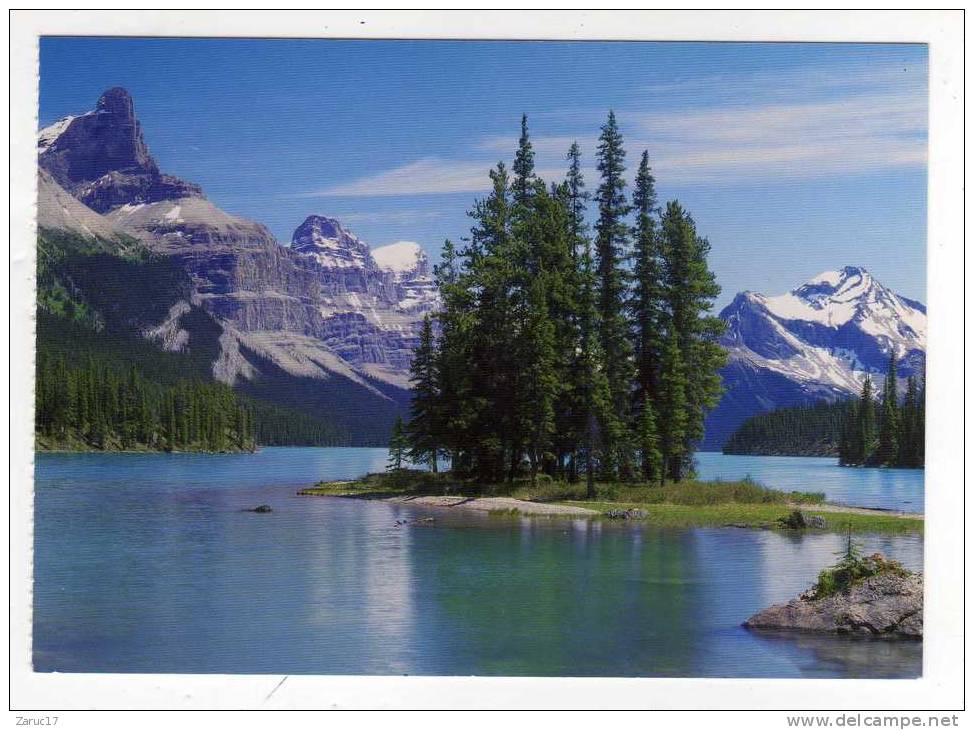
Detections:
36,351,255,452
246,399,346,447
839,353,925,468
723,399,858,457
406,113,726,487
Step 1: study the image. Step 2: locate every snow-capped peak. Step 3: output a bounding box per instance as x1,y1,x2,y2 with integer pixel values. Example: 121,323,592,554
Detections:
372,241,425,277
756,266,897,329
291,215,373,269
720,265,925,394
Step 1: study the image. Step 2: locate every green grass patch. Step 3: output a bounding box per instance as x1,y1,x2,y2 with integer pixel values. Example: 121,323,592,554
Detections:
301,469,823,504
298,469,457,497
556,500,922,534
522,477,825,506
487,507,523,517
812,545,912,598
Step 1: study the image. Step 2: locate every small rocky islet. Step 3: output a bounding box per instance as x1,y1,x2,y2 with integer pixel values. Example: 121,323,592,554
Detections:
745,553,922,639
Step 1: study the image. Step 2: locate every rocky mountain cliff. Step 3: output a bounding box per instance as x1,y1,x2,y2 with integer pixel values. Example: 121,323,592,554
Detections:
37,87,438,442
703,267,926,449
40,87,204,213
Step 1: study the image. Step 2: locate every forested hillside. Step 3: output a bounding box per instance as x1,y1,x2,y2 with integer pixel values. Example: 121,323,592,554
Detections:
722,400,855,457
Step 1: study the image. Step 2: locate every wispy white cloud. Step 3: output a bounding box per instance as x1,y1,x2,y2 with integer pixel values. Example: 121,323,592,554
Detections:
338,209,445,224
305,61,927,197
305,158,489,197
636,92,926,184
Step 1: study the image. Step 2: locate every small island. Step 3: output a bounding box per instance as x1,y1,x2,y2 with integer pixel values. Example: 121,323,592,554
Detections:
298,469,923,533
745,547,922,638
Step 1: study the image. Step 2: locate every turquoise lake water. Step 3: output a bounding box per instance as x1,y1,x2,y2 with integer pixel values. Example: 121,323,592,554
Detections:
32,448,923,677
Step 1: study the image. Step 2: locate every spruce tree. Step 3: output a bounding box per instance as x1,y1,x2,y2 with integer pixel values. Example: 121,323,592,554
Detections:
637,394,663,483
630,150,664,411
594,111,635,477
431,238,472,471
512,113,536,205
565,142,611,496
565,141,587,261
917,371,926,466
898,375,919,467
855,375,878,464
387,415,408,472
875,352,899,466
838,404,857,465
659,201,726,476
407,315,441,472
657,332,688,483
466,163,517,481
520,277,559,485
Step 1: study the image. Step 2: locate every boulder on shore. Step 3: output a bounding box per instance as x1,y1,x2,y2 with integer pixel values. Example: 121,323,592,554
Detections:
778,509,827,529
744,571,922,638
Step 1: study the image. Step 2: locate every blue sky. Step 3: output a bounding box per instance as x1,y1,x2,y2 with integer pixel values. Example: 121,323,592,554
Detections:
39,38,927,310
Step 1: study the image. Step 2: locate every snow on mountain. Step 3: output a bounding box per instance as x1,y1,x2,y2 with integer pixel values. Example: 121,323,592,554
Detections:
291,215,374,269
373,241,423,277
703,266,926,449
104,196,275,252
373,241,438,316
756,266,925,351
38,114,87,153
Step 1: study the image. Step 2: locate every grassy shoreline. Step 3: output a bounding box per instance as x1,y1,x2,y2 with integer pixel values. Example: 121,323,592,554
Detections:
298,470,923,534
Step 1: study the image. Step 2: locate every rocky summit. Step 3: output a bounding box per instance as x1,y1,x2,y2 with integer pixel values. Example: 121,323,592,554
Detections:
703,266,926,449
39,87,203,213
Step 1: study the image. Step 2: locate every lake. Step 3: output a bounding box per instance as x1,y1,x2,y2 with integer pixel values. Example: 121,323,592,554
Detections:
33,448,923,677
695,452,924,513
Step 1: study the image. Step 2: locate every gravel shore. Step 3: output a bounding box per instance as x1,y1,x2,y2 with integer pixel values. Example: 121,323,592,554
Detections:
373,494,598,516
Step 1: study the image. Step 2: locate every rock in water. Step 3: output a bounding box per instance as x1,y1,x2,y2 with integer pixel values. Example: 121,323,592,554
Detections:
744,572,923,638
247,505,273,513
604,508,649,520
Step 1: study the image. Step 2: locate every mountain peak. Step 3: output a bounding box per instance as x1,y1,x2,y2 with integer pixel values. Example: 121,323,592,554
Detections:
291,215,373,269
802,266,868,287
96,87,136,119
793,266,875,306
294,215,348,241
38,87,203,212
